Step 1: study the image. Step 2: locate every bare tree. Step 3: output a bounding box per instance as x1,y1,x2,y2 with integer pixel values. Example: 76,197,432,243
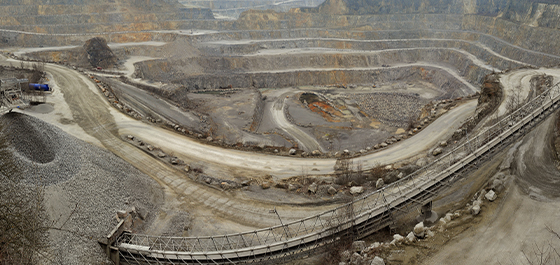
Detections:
518,226,560,265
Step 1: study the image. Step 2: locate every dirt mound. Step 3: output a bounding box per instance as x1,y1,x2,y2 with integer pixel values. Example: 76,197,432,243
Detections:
160,38,201,59
84,37,117,69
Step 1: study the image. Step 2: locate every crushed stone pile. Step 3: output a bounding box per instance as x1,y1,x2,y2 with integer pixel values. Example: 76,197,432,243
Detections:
0,112,164,264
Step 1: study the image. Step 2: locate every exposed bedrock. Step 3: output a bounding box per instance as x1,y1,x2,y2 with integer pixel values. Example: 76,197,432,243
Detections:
134,48,492,87
203,39,536,69
152,66,474,101
0,0,215,34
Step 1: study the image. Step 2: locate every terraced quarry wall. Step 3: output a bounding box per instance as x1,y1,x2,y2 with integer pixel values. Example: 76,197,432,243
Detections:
0,0,215,38
150,66,473,98
135,48,493,86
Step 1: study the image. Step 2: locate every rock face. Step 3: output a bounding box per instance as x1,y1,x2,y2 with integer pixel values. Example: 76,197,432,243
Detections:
84,37,117,69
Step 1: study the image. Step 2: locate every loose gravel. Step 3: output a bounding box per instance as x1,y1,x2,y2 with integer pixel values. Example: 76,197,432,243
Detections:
345,92,427,127
0,112,165,264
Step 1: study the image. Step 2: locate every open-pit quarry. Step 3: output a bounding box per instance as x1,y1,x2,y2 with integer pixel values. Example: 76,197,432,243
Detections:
1,0,560,264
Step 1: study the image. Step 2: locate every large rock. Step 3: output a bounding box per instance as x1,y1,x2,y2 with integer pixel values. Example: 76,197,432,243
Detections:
432,147,443,156
416,158,428,167
261,181,271,189
328,186,337,195
83,37,117,69
370,256,385,265
350,186,364,195
376,178,384,188
352,241,366,253
289,148,297,155
340,250,351,262
406,232,416,242
391,234,404,245
485,190,497,201
349,253,363,265
471,204,481,215
308,183,318,193
413,222,425,238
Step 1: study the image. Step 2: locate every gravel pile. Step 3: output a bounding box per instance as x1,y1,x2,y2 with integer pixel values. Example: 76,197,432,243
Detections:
0,112,164,264
345,92,426,127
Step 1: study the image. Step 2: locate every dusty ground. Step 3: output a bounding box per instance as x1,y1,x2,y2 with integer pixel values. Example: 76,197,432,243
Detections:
417,114,560,265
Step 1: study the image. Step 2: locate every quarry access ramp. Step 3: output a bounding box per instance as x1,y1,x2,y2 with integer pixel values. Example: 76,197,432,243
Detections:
100,82,560,264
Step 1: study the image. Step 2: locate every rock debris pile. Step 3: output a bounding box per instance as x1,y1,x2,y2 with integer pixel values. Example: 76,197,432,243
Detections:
345,93,426,127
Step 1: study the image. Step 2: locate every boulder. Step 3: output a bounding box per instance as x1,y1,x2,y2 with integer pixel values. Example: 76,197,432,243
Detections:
349,253,363,265
485,190,497,201
157,152,166,158
343,149,350,155
391,234,404,245
352,241,366,253
432,148,443,156
350,186,364,195
406,232,416,242
416,158,428,167
376,178,384,189
328,186,337,195
413,222,425,238
380,142,388,148
308,183,318,193
340,250,351,262
370,256,385,265
116,210,128,219
473,199,482,207
312,150,322,156
261,181,271,189
440,141,448,147
491,179,504,192
471,205,481,215
426,230,435,238
289,148,297,155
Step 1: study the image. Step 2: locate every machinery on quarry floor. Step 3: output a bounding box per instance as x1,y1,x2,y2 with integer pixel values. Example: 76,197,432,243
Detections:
99,83,560,264
0,78,26,113
0,78,51,113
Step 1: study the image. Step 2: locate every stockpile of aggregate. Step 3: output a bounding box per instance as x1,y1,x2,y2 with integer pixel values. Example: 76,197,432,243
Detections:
345,92,427,127
0,112,164,264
